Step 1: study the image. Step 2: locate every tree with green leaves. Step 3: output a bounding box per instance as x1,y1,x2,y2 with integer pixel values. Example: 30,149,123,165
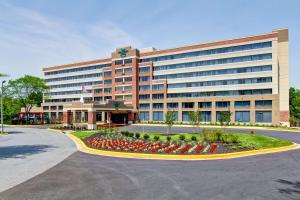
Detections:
290,87,300,126
165,111,177,135
189,111,201,133
0,73,8,77
218,111,232,131
5,75,49,122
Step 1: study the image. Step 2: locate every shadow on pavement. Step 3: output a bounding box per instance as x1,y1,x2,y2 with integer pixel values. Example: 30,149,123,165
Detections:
0,145,56,160
6,131,24,134
276,179,300,199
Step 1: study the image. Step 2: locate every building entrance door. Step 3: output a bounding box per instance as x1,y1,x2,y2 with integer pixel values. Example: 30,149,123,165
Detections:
111,113,128,124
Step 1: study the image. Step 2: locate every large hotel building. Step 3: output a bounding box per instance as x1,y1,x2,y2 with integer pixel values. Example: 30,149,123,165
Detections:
42,28,289,129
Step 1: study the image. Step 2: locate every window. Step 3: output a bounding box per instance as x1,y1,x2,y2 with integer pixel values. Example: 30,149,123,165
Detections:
96,112,102,122
115,69,123,74
139,85,150,91
255,100,272,108
124,77,132,82
140,111,149,121
139,76,150,82
124,59,132,64
235,111,250,122
182,102,194,108
104,79,112,85
199,102,212,108
182,111,192,122
124,68,132,73
94,89,102,93
115,60,123,65
216,101,230,108
124,95,132,100
139,94,150,100
45,73,102,82
115,77,123,82
115,95,123,100
167,103,178,108
139,103,150,109
235,101,250,108
153,111,163,121
152,94,164,99
115,86,123,91
50,106,57,110
94,97,102,102
103,71,112,77
43,106,49,110
256,111,272,123
124,86,132,91
104,96,112,101
152,84,164,90
153,103,164,109
58,106,63,110
104,88,112,93
201,111,211,122
139,66,150,73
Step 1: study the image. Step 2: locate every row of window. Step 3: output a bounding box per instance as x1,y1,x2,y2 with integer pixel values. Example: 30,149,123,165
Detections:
139,100,272,109
153,65,272,80
139,111,272,123
49,81,102,89
168,77,272,89
115,59,132,65
46,90,93,96
139,84,164,91
115,68,132,74
115,86,132,91
140,41,272,63
154,53,272,71
44,63,111,76
45,73,102,82
166,89,272,98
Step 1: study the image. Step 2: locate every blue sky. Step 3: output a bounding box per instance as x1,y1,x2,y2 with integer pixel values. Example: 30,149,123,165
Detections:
0,0,299,87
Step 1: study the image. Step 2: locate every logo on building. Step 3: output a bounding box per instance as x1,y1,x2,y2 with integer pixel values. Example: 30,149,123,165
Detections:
118,48,128,58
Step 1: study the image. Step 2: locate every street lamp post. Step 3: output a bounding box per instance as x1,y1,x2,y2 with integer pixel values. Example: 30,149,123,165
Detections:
1,80,6,134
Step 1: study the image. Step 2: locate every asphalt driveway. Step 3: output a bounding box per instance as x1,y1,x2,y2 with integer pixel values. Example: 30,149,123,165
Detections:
1,125,300,200
0,127,76,192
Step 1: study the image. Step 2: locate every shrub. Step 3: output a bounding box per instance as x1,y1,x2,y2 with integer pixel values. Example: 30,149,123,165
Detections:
179,135,185,141
135,132,140,139
123,131,129,137
143,134,150,140
154,136,160,141
215,129,224,141
222,134,239,144
129,132,134,137
166,136,172,141
191,136,197,141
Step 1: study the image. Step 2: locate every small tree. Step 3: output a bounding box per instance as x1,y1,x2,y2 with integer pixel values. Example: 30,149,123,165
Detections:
218,111,232,132
189,111,201,133
165,111,176,135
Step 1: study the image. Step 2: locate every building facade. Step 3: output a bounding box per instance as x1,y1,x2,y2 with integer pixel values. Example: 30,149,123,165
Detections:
42,28,289,129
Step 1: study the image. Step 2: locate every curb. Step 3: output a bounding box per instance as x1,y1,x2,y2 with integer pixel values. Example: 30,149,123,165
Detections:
66,133,300,160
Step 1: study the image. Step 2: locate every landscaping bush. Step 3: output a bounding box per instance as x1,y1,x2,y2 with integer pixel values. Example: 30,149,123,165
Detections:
222,134,239,144
143,134,150,140
129,132,134,137
135,132,140,139
191,136,197,141
215,129,224,141
154,136,160,141
166,136,172,142
179,135,185,141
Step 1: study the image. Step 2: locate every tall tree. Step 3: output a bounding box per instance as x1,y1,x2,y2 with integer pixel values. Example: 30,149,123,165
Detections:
289,87,300,126
5,75,49,121
0,73,8,77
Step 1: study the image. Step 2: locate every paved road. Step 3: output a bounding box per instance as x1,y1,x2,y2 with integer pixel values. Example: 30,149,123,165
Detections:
1,126,300,200
0,127,76,192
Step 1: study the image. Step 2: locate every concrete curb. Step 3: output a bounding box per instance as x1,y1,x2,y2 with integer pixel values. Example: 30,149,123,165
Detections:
66,133,300,161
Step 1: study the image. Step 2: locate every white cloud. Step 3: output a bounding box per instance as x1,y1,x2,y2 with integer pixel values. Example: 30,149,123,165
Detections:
0,2,142,79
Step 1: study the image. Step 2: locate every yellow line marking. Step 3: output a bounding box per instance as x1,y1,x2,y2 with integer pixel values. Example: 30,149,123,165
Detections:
66,133,300,160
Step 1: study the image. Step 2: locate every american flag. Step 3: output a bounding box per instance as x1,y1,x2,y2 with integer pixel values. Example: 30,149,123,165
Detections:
81,86,87,93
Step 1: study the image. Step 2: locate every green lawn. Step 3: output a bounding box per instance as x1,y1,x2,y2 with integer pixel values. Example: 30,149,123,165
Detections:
229,133,293,148
72,131,97,140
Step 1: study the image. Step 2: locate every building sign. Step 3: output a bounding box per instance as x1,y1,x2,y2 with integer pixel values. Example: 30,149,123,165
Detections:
118,48,128,58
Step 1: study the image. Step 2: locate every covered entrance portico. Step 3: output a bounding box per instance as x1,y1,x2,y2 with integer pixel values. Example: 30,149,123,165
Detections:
62,100,134,130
